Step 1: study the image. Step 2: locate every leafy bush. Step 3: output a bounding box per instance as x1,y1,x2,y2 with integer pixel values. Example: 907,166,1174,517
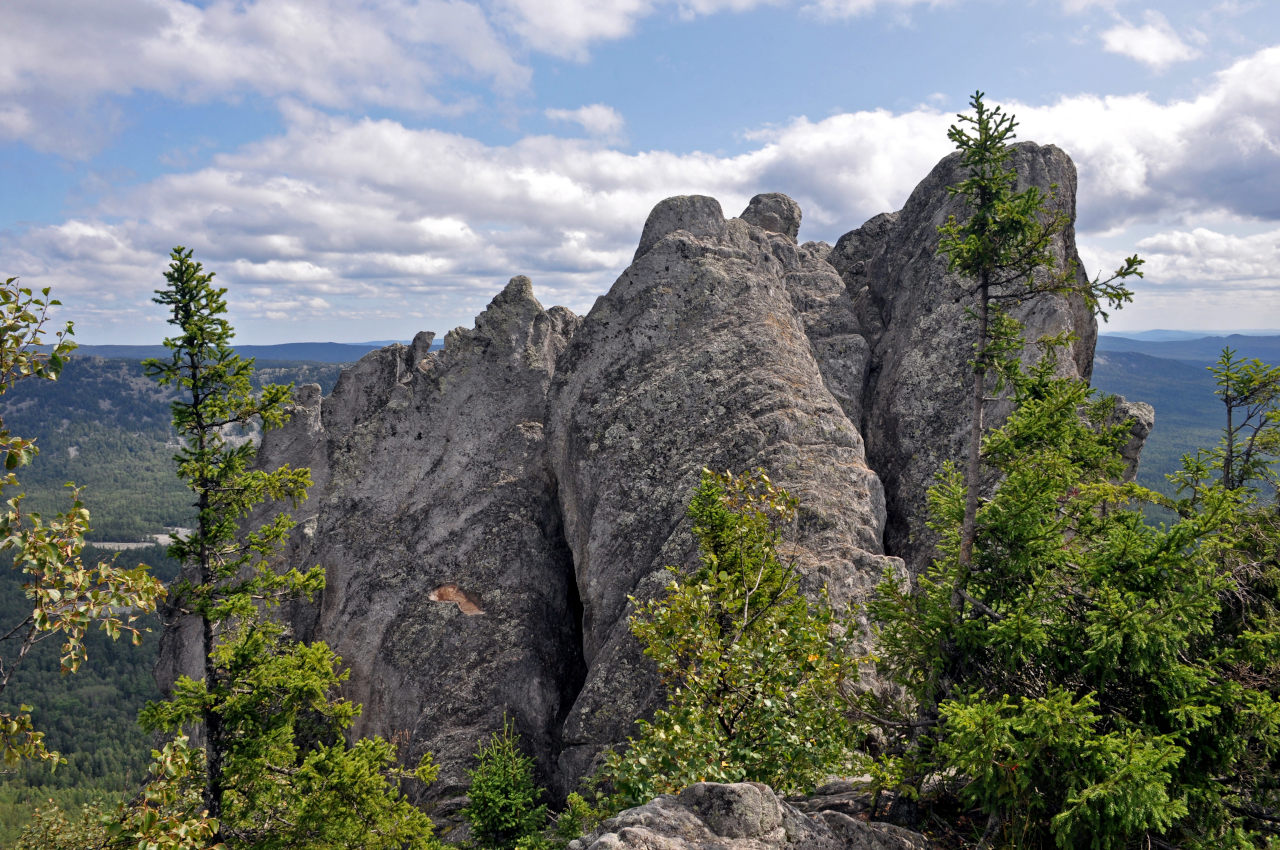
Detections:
601,469,859,805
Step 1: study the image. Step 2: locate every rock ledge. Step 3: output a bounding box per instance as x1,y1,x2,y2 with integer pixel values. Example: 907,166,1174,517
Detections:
570,782,928,850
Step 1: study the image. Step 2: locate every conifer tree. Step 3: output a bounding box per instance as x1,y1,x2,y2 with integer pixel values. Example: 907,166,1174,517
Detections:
601,469,858,805
462,718,547,850
128,247,438,849
1205,347,1280,493
858,99,1280,844
141,247,317,838
865,340,1280,847
936,91,1142,569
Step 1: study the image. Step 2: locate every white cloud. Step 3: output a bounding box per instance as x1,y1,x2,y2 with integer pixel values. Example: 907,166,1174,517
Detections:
1007,45,1280,232
1135,226,1280,288
0,105,33,138
545,104,627,142
492,0,947,58
739,109,952,228
2,100,955,341
0,0,528,155
492,0,656,59
9,43,1280,341
1091,222,1280,331
1100,10,1200,71
1060,0,1116,12
675,0,784,13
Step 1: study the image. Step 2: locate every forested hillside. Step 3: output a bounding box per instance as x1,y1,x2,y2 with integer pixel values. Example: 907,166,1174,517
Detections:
0,355,349,843
0,544,179,845
0,357,346,540
1092,334,1280,497
1089,349,1221,495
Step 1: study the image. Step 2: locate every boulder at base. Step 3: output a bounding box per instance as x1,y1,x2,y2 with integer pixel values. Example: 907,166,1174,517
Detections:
570,782,928,850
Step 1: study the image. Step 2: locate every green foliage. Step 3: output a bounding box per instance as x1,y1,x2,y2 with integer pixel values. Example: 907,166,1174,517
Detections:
139,619,440,849
1203,347,1280,493
18,735,224,850
0,277,166,773
866,342,1280,847
463,718,547,850
601,469,859,805
0,544,180,843
936,91,1141,569
549,792,605,847
20,247,442,850
937,91,1140,322
492,789,610,850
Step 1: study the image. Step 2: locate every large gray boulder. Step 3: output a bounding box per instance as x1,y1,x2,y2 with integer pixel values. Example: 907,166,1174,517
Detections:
570,782,928,850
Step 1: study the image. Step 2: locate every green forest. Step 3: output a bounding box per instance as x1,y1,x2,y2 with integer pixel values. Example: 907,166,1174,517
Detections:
0,357,344,541
0,355,346,844
0,544,178,845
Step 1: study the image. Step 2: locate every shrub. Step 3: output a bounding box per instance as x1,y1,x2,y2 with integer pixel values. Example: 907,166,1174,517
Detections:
463,717,547,850
600,469,860,805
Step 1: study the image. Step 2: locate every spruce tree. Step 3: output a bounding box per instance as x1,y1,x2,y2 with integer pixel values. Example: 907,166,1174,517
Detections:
1204,347,1280,493
866,341,1280,847
130,247,438,849
936,91,1141,569
462,718,547,850
861,98,1279,842
601,469,858,804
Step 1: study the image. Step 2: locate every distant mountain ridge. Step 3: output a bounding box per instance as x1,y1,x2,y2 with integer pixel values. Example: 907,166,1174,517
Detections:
64,340,441,363
1097,333,1280,364
1090,350,1220,498
1101,329,1280,341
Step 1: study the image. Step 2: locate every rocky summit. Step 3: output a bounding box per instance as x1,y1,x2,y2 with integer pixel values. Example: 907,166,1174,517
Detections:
160,143,1150,815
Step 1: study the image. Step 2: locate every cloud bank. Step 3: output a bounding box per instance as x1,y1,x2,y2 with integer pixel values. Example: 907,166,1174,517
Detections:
3,5,1278,339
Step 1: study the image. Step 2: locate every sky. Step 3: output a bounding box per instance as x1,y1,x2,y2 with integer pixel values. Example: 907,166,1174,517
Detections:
2,0,1279,344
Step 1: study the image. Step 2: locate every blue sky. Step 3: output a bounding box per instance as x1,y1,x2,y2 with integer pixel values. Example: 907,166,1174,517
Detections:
2,0,1279,344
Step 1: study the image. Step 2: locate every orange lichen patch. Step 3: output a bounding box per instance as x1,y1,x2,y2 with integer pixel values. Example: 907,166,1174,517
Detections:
427,583,485,616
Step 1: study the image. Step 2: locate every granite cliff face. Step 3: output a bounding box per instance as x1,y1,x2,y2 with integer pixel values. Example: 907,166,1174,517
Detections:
240,280,584,809
827,143,1151,568
164,143,1147,809
546,192,901,787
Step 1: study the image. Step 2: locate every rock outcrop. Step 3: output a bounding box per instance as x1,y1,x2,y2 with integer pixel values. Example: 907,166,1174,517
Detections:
827,142,1100,568
242,278,584,805
546,193,900,786
162,146,1147,814
570,782,928,850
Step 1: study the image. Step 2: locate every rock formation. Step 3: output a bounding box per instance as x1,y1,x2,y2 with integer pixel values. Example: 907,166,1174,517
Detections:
828,143,1110,567
570,782,928,850
161,146,1147,814
235,280,585,808
546,192,901,786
